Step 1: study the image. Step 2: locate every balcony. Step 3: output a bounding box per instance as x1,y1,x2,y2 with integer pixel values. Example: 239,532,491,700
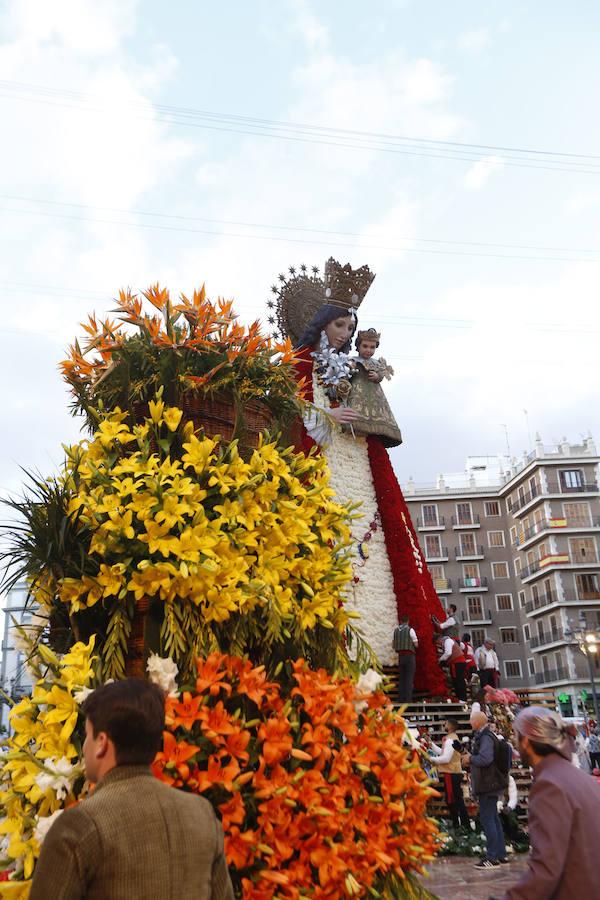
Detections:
452,514,481,529
417,516,445,531
425,546,449,562
529,627,565,651
514,516,600,548
535,666,570,685
454,544,484,561
433,577,452,594
461,608,493,625
545,479,599,495
459,576,488,592
526,591,600,616
509,483,540,514
520,554,575,582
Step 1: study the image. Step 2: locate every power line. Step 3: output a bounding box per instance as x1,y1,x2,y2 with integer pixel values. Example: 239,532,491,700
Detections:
2,204,599,264
2,80,600,175
3,192,600,255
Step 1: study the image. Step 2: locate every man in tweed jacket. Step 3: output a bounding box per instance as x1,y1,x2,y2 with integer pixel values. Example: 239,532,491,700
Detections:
30,679,234,900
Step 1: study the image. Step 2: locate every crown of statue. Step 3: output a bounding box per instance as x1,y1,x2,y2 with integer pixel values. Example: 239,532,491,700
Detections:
265,258,376,345
323,257,375,312
356,327,381,344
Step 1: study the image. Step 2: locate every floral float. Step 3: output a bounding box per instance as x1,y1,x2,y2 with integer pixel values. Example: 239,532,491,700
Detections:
0,284,441,897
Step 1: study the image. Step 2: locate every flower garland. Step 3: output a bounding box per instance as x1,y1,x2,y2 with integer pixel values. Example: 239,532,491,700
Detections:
352,511,381,583
366,436,448,696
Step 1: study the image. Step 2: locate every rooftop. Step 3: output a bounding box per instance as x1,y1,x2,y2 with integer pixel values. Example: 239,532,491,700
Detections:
404,433,598,497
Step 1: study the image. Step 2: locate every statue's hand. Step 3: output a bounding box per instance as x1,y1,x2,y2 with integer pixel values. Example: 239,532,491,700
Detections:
367,370,383,382
329,407,360,425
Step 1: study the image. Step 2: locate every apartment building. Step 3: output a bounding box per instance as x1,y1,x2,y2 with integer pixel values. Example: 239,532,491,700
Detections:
404,435,600,714
0,582,34,732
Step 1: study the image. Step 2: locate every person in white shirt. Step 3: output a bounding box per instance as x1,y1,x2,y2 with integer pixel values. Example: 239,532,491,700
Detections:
437,635,467,701
428,719,471,829
433,604,459,639
476,638,500,689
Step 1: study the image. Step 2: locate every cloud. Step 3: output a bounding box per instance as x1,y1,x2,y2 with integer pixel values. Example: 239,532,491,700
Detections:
463,155,505,190
457,27,491,54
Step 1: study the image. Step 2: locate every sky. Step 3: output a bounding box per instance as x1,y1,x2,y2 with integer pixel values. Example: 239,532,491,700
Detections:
1,0,600,498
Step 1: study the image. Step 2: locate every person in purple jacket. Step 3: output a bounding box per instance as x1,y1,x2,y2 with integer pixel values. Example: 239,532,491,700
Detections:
500,705,600,899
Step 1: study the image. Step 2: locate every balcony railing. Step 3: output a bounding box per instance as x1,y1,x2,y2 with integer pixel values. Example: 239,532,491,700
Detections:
509,483,540,514
417,516,445,529
459,576,488,590
451,514,481,528
525,591,558,614
535,666,569,685
433,578,452,592
514,516,600,546
545,479,599,495
455,544,484,559
425,546,448,561
529,628,565,650
520,554,577,580
461,608,493,625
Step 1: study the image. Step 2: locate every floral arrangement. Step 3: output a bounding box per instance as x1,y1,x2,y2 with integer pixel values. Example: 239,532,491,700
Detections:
152,652,439,898
483,686,520,741
60,285,301,432
0,637,96,881
2,401,368,682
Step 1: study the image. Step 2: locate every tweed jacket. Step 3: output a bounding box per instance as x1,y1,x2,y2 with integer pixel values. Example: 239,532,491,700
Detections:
504,752,600,899
29,765,234,900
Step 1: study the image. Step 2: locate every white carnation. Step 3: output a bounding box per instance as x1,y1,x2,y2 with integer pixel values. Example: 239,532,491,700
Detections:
356,668,383,694
34,809,64,845
146,654,179,696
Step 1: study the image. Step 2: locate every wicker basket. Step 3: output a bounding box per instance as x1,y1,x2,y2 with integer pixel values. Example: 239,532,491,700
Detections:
132,393,272,450
182,392,272,449
125,596,149,678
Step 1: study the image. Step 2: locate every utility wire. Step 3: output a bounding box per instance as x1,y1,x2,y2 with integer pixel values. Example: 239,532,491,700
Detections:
2,80,600,175
2,205,599,263
3,193,600,255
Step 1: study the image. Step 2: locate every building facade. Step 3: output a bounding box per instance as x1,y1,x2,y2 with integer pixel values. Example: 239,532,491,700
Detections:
0,582,35,732
404,435,600,715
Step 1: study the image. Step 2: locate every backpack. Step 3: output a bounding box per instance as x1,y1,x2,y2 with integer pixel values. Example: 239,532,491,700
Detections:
493,734,513,775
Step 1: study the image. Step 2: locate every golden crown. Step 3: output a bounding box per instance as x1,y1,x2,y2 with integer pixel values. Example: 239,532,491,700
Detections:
323,257,376,311
356,327,381,344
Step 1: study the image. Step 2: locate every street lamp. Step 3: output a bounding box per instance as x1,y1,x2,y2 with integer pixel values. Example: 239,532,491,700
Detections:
564,613,600,724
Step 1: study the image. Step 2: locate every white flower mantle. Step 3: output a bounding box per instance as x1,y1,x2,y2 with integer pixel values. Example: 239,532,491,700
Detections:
313,374,398,665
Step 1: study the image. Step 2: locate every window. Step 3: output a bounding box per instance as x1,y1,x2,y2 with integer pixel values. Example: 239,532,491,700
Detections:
425,534,442,558
471,628,486,647
500,628,518,643
460,533,476,555
421,504,439,526
492,561,509,578
528,476,539,498
554,651,564,672
563,502,591,527
467,596,483,619
456,502,473,525
560,469,584,491
576,573,600,600
488,531,505,548
485,501,500,517
510,526,518,546
462,563,481,586
519,590,527,608
505,660,522,678
523,624,531,641
496,593,513,611
527,658,536,676
513,558,521,576
569,538,598,563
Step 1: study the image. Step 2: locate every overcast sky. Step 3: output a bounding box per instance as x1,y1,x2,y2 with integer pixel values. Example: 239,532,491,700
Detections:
1,0,599,499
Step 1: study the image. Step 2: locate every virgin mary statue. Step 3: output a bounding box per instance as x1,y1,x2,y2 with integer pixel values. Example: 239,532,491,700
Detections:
268,259,447,696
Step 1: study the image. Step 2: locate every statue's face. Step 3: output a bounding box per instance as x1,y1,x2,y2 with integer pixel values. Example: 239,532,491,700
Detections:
324,315,354,351
358,339,378,359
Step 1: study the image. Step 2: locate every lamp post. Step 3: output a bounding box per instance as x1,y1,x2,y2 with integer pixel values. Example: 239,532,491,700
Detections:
564,613,600,725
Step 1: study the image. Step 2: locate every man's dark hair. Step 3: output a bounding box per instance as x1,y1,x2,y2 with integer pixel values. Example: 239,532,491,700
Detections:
400,614,410,624
445,719,459,732
462,632,471,642
82,678,165,765
449,604,457,613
